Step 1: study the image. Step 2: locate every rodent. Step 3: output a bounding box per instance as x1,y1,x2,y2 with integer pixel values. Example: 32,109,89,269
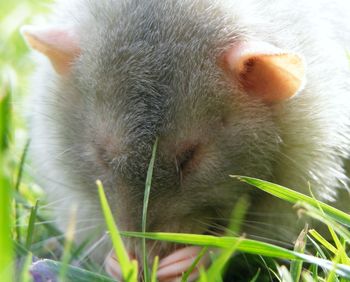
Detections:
22,0,350,281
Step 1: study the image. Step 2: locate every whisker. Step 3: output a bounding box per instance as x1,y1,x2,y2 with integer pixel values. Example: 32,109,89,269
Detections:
35,224,100,245
15,217,103,228
247,234,294,249
193,216,297,246
79,232,109,265
25,169,78,191
38,195,80,209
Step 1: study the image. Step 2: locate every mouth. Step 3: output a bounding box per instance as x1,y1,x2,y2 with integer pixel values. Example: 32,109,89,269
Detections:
105,245,212,282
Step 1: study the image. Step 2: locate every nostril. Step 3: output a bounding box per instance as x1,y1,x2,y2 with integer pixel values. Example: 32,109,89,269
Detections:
175,143,201,178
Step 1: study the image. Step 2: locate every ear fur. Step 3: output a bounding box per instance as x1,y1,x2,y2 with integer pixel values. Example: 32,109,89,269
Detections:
21,25,80,75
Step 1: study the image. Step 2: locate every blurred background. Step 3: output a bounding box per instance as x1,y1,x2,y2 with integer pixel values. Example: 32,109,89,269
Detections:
1,0,52,158
1,1,54,280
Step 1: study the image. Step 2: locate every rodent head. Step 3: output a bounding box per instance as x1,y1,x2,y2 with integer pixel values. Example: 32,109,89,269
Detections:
22,0,306,275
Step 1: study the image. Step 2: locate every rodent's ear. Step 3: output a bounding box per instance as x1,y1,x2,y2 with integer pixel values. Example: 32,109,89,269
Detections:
20,25,80,75
221,41,306,103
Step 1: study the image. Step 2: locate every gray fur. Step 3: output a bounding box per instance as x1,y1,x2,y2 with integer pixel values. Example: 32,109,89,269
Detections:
29,0,350,263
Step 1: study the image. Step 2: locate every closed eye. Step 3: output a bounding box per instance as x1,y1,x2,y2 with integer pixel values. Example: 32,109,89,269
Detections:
176,143,201,181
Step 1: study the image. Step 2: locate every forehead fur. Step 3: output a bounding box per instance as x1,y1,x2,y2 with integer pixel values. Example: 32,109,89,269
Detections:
71,0,243,137
48,0,350,200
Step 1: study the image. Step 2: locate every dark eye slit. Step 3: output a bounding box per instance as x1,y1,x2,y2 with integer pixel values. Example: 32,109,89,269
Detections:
176,144,199,179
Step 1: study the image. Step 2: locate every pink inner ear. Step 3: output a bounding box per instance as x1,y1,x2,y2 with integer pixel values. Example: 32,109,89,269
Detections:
21,26,81,75
220,41,305,103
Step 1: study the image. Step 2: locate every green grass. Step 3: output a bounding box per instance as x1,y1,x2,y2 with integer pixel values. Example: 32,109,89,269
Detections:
0,67,14,282
233,176,350,227
98,180,136,281
290,226,307,282
182,247,208,282
3,1,350,282
142,138,158,282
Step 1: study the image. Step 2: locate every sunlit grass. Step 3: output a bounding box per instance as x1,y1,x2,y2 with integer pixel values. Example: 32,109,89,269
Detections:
142,138,158,282
233,176,350,226
97,180,136,281
0,70,14,282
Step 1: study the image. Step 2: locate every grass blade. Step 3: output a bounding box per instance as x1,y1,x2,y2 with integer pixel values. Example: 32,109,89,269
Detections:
25,199,39,250
303,271,317,282
142,138,158,282
206,239,241,281
232,176,350,227
290,226,308,282
15,140,30,243
151,256,159,282
0,160,13,280
326,253,341,282
59,205,77,281
277,265,293,282
328,229,350,265
0,73,13,282
0,73,11,151
309,263,319,281
227,196,249,235
198,267,209,282
97,180,134,281
131,260,138,281
20,253,33,282
14,140,30,192
249,268,261,282
298,203,350,242
309,229,337,255
181,247,208,282
122,232,296,259
122,231,350,279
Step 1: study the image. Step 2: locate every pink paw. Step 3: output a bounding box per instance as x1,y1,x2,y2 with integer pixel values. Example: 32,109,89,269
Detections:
105,246,210,282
